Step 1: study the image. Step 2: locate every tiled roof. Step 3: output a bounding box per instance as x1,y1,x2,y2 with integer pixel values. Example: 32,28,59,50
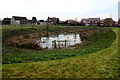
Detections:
48,17,59,23
89,18,100,21
81,19,88,23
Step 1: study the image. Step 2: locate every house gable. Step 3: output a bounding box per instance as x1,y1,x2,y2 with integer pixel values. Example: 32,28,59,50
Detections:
11,16,28,25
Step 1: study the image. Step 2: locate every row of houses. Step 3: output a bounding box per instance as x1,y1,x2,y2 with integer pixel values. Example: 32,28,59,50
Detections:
2,16,59,26
63,18,119,27
1,16,120,27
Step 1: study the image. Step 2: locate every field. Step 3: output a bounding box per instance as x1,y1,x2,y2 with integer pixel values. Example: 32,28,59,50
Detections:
2,25,119,78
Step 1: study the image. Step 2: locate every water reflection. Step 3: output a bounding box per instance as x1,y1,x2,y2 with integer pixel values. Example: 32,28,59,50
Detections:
36,33,82,49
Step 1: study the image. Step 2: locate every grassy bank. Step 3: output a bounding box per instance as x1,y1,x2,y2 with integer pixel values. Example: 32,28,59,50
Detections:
2,26,116,64
2,28,119,78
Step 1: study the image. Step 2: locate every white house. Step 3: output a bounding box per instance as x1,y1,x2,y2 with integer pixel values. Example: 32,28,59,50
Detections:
11,16,28,25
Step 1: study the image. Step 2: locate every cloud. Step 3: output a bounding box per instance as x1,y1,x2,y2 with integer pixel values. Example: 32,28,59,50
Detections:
0,0,119,20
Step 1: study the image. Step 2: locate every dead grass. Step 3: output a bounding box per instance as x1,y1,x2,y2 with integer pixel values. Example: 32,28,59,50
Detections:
5,29,105,50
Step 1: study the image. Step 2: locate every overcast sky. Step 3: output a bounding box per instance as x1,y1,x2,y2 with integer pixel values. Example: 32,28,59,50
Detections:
0,0,119,21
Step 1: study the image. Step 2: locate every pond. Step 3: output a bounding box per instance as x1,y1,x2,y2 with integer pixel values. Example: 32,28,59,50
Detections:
36,33,82,49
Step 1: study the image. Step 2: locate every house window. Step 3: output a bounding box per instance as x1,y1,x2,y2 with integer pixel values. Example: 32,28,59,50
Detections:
95,20,97,23
86,19,89,22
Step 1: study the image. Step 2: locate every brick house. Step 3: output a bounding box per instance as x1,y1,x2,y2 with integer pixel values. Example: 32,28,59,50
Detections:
81,18,100,26
104,18,114,27
47,17,59,25
89,18,100,26
81,18,90,26
100,19,105,26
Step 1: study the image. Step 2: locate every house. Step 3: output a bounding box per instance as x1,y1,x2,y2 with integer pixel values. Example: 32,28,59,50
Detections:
37,20,48,26
47,17,59,25
81,18,100,26
2,18,11,25
100,18,115,27
104,18,114,27
100,19,105,26
89,18,100,26
81,18,90,26
11,16,28,25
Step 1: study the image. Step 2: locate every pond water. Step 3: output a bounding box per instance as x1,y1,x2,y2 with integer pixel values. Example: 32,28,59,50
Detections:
36,33,82,49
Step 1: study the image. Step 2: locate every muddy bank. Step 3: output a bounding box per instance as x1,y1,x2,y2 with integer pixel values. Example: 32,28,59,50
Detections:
6,29,107,50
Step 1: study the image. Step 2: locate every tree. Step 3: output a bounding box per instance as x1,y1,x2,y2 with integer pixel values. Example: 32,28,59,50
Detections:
56,18,60,28
46,20,49,31
104,18,113,29
32,17,37,22
74,18,78,28
31,17,37,29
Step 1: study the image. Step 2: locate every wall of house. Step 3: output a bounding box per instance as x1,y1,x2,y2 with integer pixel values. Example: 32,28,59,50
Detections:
39,22,53,26
11,17,20,25
40,22,47,26
100,22,104,26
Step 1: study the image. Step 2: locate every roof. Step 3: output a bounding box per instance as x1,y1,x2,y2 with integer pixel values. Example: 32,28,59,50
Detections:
104,18,114,22
104,18,113,20
13,16,27,21
81,19,88,22
3,18,11,21
89,18,100,21
47,17,59,23
48,17,59,21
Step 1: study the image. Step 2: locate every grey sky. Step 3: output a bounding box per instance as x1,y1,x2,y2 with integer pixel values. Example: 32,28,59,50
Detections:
0,0,119,21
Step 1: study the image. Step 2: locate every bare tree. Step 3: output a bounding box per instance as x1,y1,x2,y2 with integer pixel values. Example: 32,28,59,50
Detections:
74,18,78,28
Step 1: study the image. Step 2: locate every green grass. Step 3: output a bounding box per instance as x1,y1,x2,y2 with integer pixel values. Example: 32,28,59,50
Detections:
2,28,119,78
2,26,116,64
